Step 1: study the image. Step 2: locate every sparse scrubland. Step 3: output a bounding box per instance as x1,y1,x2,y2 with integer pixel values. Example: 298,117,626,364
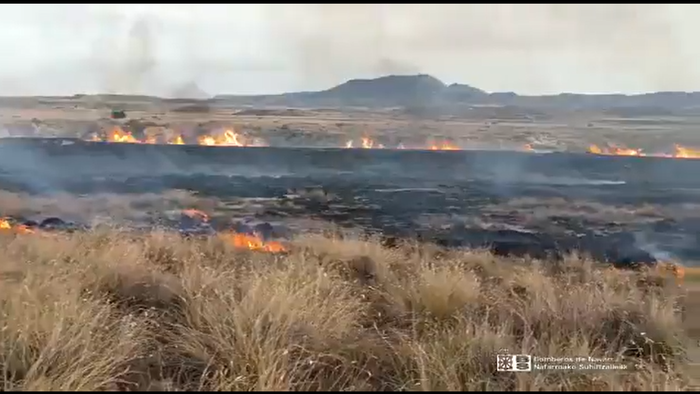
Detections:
0,229,689,391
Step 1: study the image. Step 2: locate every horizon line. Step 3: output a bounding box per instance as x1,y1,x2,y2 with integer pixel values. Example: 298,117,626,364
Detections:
1,73,700,99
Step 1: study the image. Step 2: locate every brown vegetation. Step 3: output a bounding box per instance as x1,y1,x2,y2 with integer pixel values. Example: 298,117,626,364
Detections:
0,229,689,391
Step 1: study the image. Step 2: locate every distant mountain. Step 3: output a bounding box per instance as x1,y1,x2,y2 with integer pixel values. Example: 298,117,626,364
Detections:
319,74,447,103
213,74,700,112
8,74,700,115
443,83,489,101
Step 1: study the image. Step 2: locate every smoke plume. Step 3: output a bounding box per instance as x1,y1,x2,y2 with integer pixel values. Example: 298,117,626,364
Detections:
1,4,699,95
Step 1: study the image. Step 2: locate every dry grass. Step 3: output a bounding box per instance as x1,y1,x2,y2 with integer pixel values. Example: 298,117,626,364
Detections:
0,229,690,391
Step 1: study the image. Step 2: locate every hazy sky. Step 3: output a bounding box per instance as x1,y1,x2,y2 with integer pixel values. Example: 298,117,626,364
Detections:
1,4,700,96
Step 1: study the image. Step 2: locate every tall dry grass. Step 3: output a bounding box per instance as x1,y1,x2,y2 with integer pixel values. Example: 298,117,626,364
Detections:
0,229,690,391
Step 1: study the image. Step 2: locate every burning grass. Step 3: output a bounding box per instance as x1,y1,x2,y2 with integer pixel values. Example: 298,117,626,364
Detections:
87,125,537,152
342,136,527,151
89,127,267,148
0,229,690,391
588,143,700,159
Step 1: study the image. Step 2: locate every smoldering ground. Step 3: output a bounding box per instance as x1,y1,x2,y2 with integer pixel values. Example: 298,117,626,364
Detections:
1,137,700,265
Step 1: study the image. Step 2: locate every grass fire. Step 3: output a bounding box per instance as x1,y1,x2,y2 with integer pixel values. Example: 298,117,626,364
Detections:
588,143,700,159
89,127,267,148
0,184,692,390
87,128,539,152
0,217,34,234
2,52,700,391
181,208,287,253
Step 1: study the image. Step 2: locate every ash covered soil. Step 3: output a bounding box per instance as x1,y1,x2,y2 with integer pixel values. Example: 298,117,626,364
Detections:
1,137,700,266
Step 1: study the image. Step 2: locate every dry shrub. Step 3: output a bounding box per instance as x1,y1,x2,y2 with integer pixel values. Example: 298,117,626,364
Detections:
0,230,689,391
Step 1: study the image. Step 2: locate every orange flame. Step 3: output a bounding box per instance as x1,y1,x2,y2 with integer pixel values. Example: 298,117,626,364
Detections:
588,144,603,155
86,126,268,148
16,224,34,234
182,209,209,222
222,232,286,253
429,141,460,151
0,218,35,234
197,129,249,147
344,138,462,151
180,208,284,253
198,136,216,146
169,135,185,145
657,261,685,287
588,144,645,157
224,129,244,146
108,127,140,144
673,144,700,159
588,143,700,159
344,137,380,149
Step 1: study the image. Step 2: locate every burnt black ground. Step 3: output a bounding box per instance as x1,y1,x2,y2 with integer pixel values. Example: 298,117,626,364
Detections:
2,137,700,266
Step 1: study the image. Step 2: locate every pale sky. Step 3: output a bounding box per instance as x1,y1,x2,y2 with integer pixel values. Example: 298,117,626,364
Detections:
1,4,700,97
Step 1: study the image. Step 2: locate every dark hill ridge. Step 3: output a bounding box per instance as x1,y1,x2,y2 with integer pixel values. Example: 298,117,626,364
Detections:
213,74,700,111
322,74,448,100
5,74,700,112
